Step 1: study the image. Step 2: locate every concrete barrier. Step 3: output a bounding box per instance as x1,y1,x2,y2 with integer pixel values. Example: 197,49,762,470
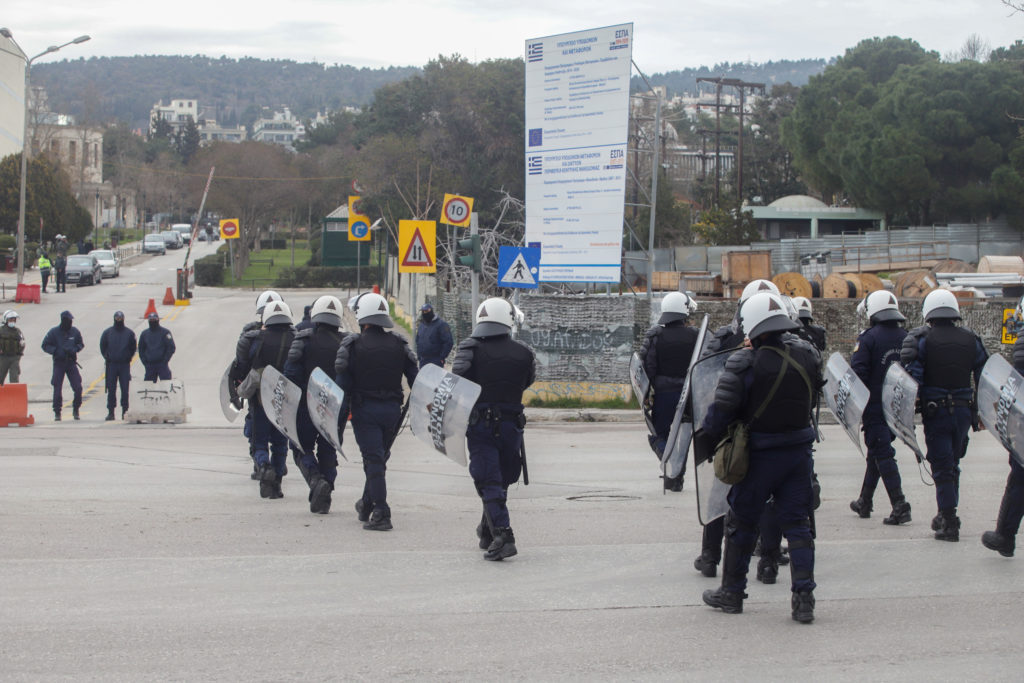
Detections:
124,379,191,424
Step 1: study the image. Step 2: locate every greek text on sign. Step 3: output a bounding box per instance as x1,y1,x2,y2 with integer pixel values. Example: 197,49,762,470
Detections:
219,218,240,240
442,193,473,227
398,220,437,273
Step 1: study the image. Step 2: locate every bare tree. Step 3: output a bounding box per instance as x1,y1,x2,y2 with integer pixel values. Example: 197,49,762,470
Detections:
1004,0,1024,13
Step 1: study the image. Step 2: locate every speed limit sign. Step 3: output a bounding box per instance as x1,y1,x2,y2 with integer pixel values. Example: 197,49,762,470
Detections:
442,193,473,227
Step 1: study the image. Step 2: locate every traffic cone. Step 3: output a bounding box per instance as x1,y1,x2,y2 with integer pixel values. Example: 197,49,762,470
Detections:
162,287,175,305
372,284,380,294
143,298,158,319
0,383,35,427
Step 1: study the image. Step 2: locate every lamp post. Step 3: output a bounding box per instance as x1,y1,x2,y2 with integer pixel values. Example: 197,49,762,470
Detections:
1,29,90,284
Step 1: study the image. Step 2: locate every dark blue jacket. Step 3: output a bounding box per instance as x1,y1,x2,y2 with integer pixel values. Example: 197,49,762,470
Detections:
851,321,906,423
415,317,454,363
42,325,84,362
100,325,138,364
138,325,176,365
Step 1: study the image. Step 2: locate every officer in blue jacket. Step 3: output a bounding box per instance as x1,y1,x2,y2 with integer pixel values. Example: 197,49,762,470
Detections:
453,297,536,561
699,291,822,624
138,312,175,381
415,302,454,368
901,289,988,542
335,293,418,531
41,310,84,421
99,311,137,420
982,295,1024,557
284,295,348,514
849,291,911,524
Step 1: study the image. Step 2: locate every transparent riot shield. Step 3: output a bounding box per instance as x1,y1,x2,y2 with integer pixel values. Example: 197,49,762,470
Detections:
882,363,925,463
219,362,243,422
823,352,870,456
977,354,1024,467
629,352,656,437
661,314,709,480
306,367,347,461
689,346,734,525
260,365,304,454
409,363,482,467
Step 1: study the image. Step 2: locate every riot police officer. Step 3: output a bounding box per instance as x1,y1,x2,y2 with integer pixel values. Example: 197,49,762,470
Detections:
0,310,26,385
848,291,911,524
138,312,175,381
284,295,348,514
694,279,778,578
453,297,536,561
639,291,699,491
700,291,822,623
41,311,84,421
232,290,284,479
99,311,137,420
335,293,418,531
982,294,1024,557
792,297,826,352
236,300,295,499
901,289,988,542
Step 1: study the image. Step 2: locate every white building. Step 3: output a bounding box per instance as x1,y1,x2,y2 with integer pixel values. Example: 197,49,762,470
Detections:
197,117,246,144
251,107,305,148
0,32,26,161
150,98,199,136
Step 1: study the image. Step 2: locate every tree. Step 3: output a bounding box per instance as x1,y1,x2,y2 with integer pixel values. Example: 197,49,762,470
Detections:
746,83,808,204
0,154,93,241
633,168,693,247
176,117,201,165
692,203,759,245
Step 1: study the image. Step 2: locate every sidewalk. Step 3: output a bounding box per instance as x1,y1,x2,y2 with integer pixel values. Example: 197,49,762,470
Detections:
0,242,146,302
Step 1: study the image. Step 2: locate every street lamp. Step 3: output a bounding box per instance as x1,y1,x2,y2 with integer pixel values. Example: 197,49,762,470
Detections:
1,29,90,284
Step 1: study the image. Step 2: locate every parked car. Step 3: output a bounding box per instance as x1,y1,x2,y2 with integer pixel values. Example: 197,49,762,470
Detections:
160,230,184,249
143,233,167,255
88,249,120,278
196,229,210,242
65,254,103,286
172,223,193,245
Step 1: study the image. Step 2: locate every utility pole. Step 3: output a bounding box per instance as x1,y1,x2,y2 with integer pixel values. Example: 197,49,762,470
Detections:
696,77,765,207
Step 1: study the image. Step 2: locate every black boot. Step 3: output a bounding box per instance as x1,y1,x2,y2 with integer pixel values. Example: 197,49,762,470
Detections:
756,551,779,585
72,406,80,421
792,591,815,623
476,512,493,550
363,509,393,531
931,513,943,531
105,410,115,421
269,476,284,499
702,586,746,613
484,527,517,560
355,498,374,522
693,551,719,578
54,411,61,422
308,475,332,514
704,532,749,614
934,509,960,542
122,408,127,420
849,497,872,518
663,474,683,492
982,530,1015,557
883,498,912,526
258,465,277,499
982,484,1024,557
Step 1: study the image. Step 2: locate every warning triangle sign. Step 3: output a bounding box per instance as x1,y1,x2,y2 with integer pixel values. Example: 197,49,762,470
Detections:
401,228,433,268
500,252,536,286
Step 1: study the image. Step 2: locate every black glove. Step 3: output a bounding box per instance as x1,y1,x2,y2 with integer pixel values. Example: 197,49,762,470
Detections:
693,429,718,465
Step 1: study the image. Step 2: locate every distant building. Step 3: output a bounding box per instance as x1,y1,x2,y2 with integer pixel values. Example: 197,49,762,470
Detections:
251,107,305,148
196,117,246,144
150,98,199,136
0,32,26,160
748,195,884,239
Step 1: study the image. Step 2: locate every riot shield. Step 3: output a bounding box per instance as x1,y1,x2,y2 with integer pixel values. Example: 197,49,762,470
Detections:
882,363,925,463
409,364,482,467
977,354,1024,467
629,352,656,437
259,365,304,454
306,368,348,461
661,314,709,479
689,346,734,525
823,352,870,456
219,363,243,422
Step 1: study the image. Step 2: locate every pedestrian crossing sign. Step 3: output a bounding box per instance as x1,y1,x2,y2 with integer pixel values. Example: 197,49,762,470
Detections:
498,246,540,289
398,220,436,273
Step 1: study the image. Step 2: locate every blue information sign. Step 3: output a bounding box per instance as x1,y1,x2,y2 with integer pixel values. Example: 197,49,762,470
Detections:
498,246,541,289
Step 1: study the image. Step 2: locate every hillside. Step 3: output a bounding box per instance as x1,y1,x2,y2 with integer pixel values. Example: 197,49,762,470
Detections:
32,55,422,130
31,55,828,132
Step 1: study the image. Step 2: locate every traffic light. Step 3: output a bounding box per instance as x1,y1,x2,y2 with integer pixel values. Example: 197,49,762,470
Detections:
457,234,481,273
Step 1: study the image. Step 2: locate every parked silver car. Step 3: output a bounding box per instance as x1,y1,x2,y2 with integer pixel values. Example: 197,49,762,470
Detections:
143,234,167,255
88,249,120,277
65,254,103,286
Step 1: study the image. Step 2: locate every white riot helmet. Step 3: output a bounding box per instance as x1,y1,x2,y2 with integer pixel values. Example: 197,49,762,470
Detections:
310,295,343,327
739,279,780,304
922,288,960,321
863,290,906,323
792,296,814,321
473,297,516,337
658,291,698,324
779,295,800,322
354,292,393,328
739,292,800,339
255,290,283,315
2,310,17,325
261,300,293,326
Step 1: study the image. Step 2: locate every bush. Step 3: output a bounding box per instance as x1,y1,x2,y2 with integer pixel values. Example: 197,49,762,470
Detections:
0,235,15,250
273,266,364,288
195,253,225,286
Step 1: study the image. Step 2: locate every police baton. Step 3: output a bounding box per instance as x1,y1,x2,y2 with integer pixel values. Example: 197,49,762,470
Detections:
520,439,529,486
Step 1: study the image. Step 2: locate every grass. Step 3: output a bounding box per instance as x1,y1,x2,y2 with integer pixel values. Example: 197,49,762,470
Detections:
390,301,413,335
223,247,312,286
527,395,640,410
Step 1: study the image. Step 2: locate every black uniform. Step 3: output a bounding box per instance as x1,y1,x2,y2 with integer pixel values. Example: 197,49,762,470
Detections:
983,337,1024,556
453,331,536,560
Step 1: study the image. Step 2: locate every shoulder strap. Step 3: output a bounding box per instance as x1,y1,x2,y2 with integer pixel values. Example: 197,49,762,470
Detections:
752,345,813,420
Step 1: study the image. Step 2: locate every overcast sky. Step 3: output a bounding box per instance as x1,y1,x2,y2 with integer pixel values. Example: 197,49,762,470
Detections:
4,0,1022,73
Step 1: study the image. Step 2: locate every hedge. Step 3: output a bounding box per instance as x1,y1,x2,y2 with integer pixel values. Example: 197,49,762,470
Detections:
195,253,225,286
273,266,367,288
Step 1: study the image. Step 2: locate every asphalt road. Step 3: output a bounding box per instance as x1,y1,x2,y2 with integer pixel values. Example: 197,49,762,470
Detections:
2,268,1024,680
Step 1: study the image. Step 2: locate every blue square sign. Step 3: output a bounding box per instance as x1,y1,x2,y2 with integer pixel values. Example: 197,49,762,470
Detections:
498,246,541,289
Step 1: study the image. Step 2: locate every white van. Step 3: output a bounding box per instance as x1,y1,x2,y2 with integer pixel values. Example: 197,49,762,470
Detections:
171,223,193,245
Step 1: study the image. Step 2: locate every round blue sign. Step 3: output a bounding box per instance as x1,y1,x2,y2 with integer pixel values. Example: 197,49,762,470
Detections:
351,221,369,238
